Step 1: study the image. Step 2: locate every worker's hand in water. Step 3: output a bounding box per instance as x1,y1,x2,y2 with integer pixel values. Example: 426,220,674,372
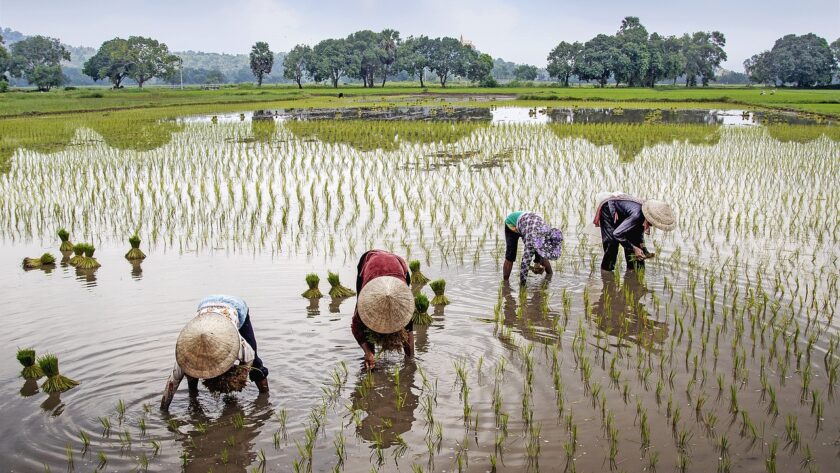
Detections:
364,352,376,370
633,246,646,261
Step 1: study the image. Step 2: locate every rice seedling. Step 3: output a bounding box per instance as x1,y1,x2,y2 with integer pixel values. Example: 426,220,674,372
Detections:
37,354,79,393
429,279,450,306
124,234,146,260
96,451,107,469
57,228,74,252
78,429,89,451
76,243,101,269
327,271,355,297
151,439,161,456
302,273,323,298
412,293,433,325
409,260,431,285
65,444,73,470
68,244,85,266
22,252,56,269
16,348,44,379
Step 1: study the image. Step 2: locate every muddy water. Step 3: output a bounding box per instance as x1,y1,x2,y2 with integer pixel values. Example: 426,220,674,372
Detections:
1,109,838,472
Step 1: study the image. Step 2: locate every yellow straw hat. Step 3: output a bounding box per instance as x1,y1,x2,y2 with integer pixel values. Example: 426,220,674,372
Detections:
642,200,676,231
175,312,240,379
358,276,414,334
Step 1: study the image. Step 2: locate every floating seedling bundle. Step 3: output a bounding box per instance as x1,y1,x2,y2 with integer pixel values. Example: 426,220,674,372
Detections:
22,253,56,269
413,294,432,326
17,348,44,380
57,228,73,252
202,364,251,393
364,328,409,352
409,260,430,285
429,279,450,306
37,354,79,393
76,244,101,269
125,234,146,261
302,273,323,298
327,271,356,298
69,244,85,266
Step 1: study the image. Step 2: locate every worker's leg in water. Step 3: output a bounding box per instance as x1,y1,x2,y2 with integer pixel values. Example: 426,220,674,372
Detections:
601,241,619,271
239,311,269,392
503,225,520,280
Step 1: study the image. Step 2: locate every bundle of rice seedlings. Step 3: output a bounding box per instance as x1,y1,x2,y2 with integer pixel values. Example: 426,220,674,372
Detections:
301,273,323,298
38,354,80,393
69,244,85,266
364,328,409,352
409,260,430,285
412,294,433,325
327,271,356,298
17,348,44,379
202,364,251,393
124,234,146,261
430,279,450,306
530,263,545,274
77,244,101,270
22,253,56,269
57,228,74,252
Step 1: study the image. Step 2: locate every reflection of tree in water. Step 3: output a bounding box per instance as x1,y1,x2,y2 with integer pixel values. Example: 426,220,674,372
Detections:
591,271,667,350
549,122,721,162
765,124,840,144
285,119,488,152
88,117,181,152
248,114,277,143
349,363,419,448
178,394,272,473
500,280,563,346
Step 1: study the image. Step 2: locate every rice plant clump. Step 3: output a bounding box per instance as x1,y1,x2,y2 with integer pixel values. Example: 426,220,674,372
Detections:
202,364,251,394
413,294,433,326
37,354,80,393
429,279,450,306
22,253,56,269
17,348,44,380
124,234,146,261
327,271,355,298
57,228,73,252
302,273,323,299
76,244,101,269
364,328,409,352
409,260,430,285
68,244,85,266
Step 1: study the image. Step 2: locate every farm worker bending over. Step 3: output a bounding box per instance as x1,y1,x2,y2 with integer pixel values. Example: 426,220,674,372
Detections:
594,193,675,272
503,211,564,285
351,250,415,370
160,295,269,410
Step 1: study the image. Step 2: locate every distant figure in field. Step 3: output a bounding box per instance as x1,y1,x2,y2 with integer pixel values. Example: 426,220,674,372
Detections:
502,211,564,285
160,295,269,410
593,193,675,272
351,250,415,370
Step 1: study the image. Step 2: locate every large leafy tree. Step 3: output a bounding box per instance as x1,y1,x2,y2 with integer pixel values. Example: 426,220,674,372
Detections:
574,34,618,87
769,34,834,87
9,35,70,91
682,31,726,87
283,44,312,88
249,41,274,86
546,41,582,86
397,35,431,87
346,30,383,87
833,38,840,82
466,51,494,83
0,34,9,83
744,51,774,85
125,36,179,88
83,38,133,88
513,64,538,81
614,17,649,86
428,37,467,87
310,38,350,88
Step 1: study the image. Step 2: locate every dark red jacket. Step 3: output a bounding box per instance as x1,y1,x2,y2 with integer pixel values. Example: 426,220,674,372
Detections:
351,250,412,346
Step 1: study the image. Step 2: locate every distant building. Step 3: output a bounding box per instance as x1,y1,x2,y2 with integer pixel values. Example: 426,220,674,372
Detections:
459,35,475,49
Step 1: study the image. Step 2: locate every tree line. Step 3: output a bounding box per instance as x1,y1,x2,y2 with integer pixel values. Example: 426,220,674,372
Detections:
744,34,839,87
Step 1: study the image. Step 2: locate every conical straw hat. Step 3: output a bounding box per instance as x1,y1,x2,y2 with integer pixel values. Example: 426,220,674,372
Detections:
642,200,676,231
358,276,414,334
175,312,240,379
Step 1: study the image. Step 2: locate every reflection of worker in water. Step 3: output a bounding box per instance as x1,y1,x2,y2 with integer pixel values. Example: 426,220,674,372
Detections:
594,193,675,271
350,363,419,448
500,281,559,345
180,395,273,472
160,295,269,410
591,271,667,347
351,250,415,370
502,211,563,285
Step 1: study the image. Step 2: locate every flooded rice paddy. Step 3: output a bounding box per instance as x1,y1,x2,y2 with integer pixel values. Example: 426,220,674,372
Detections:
1,107,838,472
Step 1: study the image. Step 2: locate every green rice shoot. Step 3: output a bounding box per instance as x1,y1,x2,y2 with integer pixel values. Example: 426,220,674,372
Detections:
17,348,44,380
302,273,323,298
409,260,430,285
125,234,146,260
429,279,450,306
37,354,80,393
412,293,433,326
327,271,356,298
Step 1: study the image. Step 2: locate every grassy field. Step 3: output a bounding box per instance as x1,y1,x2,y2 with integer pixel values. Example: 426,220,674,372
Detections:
1,83,838,118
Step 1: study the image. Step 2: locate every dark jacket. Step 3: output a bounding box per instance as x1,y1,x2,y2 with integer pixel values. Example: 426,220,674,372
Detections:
600,200,646,250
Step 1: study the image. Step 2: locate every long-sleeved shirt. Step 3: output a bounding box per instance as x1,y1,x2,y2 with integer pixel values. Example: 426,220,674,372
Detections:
351,250,412,346
599,200,646,249
515,213,564,285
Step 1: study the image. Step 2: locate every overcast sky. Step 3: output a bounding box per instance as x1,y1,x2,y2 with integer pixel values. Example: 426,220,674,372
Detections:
1,0,837,71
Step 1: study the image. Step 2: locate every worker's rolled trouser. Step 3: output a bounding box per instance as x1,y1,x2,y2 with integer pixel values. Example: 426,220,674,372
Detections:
599,205,645,272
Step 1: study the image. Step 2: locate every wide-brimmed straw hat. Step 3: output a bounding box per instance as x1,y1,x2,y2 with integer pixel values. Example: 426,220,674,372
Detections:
175,312,240,379
358,276,414,334
642,200,676,231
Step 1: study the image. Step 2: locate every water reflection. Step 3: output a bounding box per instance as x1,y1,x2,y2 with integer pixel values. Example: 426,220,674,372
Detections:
180,395,272,472
20,379,39,398
130,260,143,280
500,280,561,345
306,298,320,317
75,267,98,287
329,296,351,314
349,363,419,448
40,392,65,416
285,106,492,122
591,271,667,349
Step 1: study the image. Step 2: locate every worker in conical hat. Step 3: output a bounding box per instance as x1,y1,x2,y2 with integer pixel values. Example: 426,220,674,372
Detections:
593,192,676,272
160,295,269,410
351,250,415,370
